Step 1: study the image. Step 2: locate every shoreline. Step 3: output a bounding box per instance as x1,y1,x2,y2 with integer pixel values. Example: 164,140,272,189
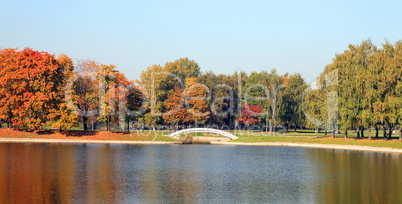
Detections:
211,141,402,153
0,138,182,145
1,137,402,153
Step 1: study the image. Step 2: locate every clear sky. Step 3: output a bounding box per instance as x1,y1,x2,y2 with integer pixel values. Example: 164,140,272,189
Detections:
1,0,402,83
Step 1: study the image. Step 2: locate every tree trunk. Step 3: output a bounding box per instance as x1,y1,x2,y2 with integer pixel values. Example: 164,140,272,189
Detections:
332,129,335,138
388,124,393,139
107,115,111,131
356,126,360,138
83,116,88,131
269,120,273,134
368,128,372,140
382,124,387,139
375,126,379,138
127,119,130,132
360,128,364,138
7,113,12,129
344,129,348,138
399,127,402,141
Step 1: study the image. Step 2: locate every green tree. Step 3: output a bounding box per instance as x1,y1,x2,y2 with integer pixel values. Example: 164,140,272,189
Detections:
243,71,271,130
268,70,285,132
303,88,327,134
121,83,147,131
322,40,376,137
280,73,307,132
139,58,201,128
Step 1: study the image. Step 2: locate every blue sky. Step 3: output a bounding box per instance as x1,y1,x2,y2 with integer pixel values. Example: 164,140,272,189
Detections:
1,0,402,83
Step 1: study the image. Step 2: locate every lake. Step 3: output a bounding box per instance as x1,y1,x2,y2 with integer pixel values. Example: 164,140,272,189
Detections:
0,143,401,203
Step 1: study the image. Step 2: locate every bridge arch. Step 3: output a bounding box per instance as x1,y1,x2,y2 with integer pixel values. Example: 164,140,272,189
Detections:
167,128,238,140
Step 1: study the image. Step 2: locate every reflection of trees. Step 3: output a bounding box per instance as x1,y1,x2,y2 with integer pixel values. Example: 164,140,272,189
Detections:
0,143,128,203
2,144,402,203
80,144,126,202
140,146,201,203
0,144,77,202
306,148,402,203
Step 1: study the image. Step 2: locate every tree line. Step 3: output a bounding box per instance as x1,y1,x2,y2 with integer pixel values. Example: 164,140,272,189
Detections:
0,48,143,131
0,40,401,138
316,40,402,138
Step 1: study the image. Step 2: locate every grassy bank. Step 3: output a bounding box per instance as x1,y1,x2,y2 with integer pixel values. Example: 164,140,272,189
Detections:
230,129,402,149
0,129,177,142
232,135,402,149
1,128,402,150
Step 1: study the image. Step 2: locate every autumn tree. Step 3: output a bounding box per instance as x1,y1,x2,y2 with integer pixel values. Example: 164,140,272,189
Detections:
0,48,77,130
163,86,190,128
0,48,23,128
238,104,263,127
184,77,210,125
97,64,119,131
47,54,78,130
106,70,144,131
243,71,271,130
67,60,100,131
139,58,200,129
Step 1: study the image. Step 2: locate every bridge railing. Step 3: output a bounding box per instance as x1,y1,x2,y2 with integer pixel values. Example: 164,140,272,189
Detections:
167,128,238,140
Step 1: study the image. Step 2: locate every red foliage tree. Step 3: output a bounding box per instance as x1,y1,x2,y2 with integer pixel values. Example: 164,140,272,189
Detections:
238,104,264,126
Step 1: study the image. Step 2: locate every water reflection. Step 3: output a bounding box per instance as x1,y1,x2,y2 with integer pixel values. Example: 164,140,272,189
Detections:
0,143,401,203
305,148,402,203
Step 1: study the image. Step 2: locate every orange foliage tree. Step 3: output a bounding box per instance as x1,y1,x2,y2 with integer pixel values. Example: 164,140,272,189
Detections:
184,77,210,125
47,54,78,130
0,48,24,128
163,86,190,127
0,48,74,130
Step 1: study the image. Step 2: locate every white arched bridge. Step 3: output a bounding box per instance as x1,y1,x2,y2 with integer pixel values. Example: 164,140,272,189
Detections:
167,128,238,140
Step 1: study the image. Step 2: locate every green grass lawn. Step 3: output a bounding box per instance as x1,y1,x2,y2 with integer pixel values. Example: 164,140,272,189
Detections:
2,128,401,149
154,128,402,149
232,129,399,138
230,129,402,149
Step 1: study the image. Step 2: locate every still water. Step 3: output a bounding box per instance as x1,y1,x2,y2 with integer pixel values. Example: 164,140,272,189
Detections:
0,143,401,203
